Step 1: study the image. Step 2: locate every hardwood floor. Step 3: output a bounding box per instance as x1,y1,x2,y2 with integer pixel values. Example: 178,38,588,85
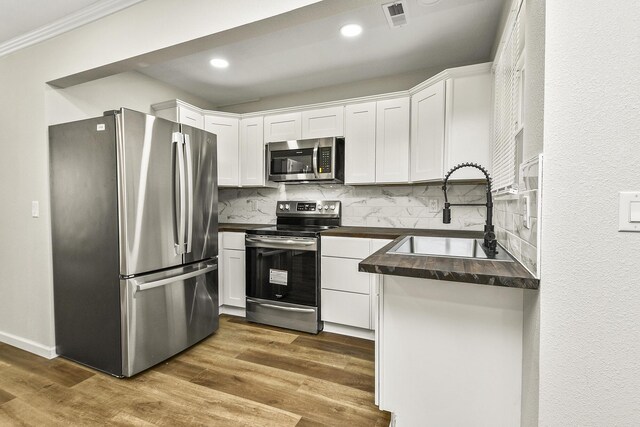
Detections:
0,315,391,426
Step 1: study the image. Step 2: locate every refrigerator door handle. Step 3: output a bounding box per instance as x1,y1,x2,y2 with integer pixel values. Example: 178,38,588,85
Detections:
184,133,194,254
134,264,217,293
172,132,187,255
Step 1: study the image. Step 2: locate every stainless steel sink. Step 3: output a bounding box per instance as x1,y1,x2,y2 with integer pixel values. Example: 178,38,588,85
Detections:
387,236,514,262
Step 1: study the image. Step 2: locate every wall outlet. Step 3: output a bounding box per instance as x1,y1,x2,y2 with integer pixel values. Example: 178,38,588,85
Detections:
428,199,439,213
250,200,258,211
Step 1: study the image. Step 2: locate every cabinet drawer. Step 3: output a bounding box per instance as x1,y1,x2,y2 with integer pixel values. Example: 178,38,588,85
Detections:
321,256,370,294
321,236,370,259
321,289,370,329
222,232,246,250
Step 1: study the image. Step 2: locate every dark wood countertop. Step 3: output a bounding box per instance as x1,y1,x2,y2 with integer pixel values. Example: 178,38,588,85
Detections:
219,223,271,232
321,226,483,240
219,223,539,290
359,236,539,290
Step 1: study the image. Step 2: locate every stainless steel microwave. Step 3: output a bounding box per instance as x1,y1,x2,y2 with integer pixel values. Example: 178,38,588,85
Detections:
266,137,344,183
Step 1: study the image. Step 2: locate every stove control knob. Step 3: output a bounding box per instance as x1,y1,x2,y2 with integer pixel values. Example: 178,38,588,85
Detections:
330,205,336,210
285,204,290,210
279,204,284,210
323,205,329,210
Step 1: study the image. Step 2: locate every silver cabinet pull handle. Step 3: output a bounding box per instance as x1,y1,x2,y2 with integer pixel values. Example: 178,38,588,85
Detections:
247,299,316,313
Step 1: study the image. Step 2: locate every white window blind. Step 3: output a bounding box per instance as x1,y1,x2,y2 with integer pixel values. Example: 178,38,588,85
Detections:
492,2,524,192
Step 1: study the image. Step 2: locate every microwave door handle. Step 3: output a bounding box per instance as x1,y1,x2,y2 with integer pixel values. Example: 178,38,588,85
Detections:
312,141,319,178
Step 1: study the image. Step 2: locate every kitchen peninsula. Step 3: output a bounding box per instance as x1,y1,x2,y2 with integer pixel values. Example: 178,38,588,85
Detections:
360,236,539,426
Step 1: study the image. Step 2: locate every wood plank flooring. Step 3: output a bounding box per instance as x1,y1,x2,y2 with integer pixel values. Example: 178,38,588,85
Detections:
0,315,390,426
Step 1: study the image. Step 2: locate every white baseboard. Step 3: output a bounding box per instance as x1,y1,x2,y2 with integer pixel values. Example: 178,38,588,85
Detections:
220,305,246,317
322,322,375,340
0,330,57,359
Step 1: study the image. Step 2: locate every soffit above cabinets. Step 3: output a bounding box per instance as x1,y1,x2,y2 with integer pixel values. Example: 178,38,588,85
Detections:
137,0,506,108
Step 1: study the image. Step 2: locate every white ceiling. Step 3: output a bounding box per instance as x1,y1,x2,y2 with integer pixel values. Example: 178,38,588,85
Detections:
0,0,99,42
139,0,506,108
0,0,144,57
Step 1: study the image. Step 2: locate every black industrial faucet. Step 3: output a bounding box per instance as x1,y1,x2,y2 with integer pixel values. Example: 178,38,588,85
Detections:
441,163,497,255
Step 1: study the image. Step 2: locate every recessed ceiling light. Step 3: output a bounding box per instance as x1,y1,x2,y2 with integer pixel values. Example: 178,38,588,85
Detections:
340,24,362,38
209,58,229,69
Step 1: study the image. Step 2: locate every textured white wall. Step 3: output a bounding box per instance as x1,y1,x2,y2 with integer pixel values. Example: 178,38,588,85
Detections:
540,2,640,425
0,0,319,355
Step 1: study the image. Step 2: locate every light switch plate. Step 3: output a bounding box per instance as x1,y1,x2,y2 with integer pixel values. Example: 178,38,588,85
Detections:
31,201,39,218
618,192,640,231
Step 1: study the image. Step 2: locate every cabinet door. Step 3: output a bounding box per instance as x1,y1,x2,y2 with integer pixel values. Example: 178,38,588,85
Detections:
375,97,410,183
222,249,245,308
264,112,301,142
239,116,265,186
345,102,376,184
444,73,493,180
204,115,239,187
301,106,344,138
410,80,446,182
321,256,370,294
321,289,371,329
177,105,204,130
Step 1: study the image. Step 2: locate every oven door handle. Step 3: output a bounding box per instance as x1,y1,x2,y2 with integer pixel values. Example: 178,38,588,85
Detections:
245,236,317,251
247,299,316,313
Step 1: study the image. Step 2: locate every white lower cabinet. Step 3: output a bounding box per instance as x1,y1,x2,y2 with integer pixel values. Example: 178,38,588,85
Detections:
220,232,246,312
321,290,370,329
320,236,392,337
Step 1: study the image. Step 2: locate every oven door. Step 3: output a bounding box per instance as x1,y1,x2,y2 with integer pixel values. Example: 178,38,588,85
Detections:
245,235,318,307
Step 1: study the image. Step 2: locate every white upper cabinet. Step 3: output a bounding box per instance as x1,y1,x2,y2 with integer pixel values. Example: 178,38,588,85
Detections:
410,66,493,182
344,102,377,184
410,80,446,182
375,97,410,184
264,112,302,142
240,116,266,186
204,114,240,187
152,100,204,130
443,72,493,180
301,106,344,138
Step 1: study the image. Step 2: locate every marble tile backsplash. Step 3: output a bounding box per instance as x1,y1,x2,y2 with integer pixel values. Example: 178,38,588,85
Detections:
494,156,541,276
219,183,488,231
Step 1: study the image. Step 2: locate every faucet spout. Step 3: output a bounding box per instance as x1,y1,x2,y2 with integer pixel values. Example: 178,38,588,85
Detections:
441,163,497,255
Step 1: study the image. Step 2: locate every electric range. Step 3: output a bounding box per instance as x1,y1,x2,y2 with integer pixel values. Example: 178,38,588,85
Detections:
245,200,341,333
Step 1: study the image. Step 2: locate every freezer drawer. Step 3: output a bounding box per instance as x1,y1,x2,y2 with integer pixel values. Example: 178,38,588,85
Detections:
121,260,218,377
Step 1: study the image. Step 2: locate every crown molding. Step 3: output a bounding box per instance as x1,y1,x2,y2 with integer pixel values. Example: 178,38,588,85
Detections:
0,0,145,59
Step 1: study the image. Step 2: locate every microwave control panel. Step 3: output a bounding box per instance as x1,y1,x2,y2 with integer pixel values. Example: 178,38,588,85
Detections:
317,147,332,173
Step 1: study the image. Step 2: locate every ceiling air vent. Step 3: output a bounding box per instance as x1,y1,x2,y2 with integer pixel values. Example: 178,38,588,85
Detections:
382,1,408,28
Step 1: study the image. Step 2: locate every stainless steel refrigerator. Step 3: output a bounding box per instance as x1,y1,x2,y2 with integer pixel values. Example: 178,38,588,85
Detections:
49,108,218,377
